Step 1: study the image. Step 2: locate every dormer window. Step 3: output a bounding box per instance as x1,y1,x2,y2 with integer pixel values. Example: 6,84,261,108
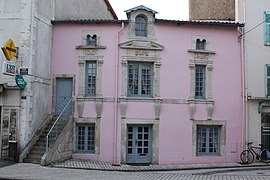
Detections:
86,34,97,46
196,39,206,50
135,15,147,37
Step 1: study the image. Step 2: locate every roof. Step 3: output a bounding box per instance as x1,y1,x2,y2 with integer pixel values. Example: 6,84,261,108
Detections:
104,0,118,20
52,19,244,27
156,19,245,27
124,5,159,15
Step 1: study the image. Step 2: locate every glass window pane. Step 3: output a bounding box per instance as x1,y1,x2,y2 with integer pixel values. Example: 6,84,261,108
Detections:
77,124,95,153
85,62,97,96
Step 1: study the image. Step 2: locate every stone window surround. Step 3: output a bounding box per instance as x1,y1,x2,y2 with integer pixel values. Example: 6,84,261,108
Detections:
192,120,226,157
77,58,103,118
76,38,105,118
74,118,100,154
127,10,156,41
192,35,211,50
120,57,162,120
188,35,216,120
121,118,159,164
81,30,101,47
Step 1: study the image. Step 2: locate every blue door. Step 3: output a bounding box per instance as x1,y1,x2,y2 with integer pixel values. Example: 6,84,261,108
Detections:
126,125,152,164
56,78,72,116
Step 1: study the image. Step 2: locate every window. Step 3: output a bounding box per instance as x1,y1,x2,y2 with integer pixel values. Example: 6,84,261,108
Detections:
77,124,95,153
85,61,97,96
86,34,97,46
195,65,206,99
264,11,270,45
196,39,206,50
196,126,221,156
135,15,147,37
266,65,270,97
128,62,152,97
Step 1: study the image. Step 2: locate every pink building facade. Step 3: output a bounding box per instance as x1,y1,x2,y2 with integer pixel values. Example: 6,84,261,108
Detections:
50,6,244,165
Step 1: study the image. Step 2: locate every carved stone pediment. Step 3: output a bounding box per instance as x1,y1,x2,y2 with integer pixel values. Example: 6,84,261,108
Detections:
120,40,164,51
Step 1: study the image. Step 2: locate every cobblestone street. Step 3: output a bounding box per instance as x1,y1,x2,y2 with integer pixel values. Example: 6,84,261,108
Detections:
0,162,270,180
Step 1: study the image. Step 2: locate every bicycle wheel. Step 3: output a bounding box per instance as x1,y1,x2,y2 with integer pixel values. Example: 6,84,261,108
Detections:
261,149,270,163
240,150,254,164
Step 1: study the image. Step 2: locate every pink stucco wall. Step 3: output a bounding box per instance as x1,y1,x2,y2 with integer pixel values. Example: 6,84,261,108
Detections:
51,22,243,164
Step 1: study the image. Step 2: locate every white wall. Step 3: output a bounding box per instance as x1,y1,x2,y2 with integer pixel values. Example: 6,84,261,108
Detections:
54,0,115,20
245,0,270,98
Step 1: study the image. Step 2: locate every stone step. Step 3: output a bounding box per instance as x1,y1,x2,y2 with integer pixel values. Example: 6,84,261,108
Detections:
27,153,43,159
24,158,40,164
29,149,45,155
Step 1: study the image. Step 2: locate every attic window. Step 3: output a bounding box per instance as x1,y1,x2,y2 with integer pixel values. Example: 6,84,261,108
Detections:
196,39,206,50
86,34,97,46
135,15,147,37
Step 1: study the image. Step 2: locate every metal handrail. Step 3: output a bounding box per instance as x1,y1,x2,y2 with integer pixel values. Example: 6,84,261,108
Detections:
45,98,72,159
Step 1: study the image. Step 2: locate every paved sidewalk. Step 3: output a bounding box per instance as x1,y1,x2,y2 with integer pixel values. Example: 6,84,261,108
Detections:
50,159,270,172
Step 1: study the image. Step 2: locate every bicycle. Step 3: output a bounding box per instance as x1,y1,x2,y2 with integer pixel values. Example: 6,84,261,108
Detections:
240,142,270,164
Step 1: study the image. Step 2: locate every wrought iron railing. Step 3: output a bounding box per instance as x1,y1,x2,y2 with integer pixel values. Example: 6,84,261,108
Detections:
45,98,72,160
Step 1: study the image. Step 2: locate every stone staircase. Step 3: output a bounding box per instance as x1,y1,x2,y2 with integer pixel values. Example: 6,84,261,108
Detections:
23,117,67,164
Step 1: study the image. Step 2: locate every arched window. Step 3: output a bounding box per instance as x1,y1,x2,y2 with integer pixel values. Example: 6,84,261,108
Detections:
86,34,97,46
196,39,206,50
135,15,147,37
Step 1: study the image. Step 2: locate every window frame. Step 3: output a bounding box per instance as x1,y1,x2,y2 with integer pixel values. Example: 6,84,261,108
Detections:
76,124,95,153
135,15,148,37
195,65,206,99
264,11,270,46
196,125,221,156
128,62,153,97
85,61,97,97
196,39,206,50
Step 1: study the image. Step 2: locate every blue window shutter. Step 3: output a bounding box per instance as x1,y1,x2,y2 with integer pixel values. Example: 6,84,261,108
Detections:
264,12,270,45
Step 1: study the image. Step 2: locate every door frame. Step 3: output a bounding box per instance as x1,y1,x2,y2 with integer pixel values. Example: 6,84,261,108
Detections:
52,75,75,115
121,119,159,164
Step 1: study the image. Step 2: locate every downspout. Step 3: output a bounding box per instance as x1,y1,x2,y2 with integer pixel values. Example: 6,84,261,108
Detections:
113,22,124,165
239,25,246,152
242,0,247,151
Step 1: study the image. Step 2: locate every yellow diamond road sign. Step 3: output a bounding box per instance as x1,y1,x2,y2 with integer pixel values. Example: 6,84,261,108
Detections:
1,39,17,61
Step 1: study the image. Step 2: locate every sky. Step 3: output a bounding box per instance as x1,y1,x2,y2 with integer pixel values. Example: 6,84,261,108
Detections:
109,0,189,20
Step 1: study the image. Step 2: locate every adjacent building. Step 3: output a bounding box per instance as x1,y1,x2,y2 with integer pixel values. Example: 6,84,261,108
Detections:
0,0,116,161
236,0,270,150
50,5,244,165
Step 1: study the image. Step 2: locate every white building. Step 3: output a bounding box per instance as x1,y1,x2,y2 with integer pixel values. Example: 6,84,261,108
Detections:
0,0,116,161
236,0,270,149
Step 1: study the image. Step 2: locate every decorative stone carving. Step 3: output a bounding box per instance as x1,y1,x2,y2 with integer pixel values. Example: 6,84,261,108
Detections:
206,102,214,120
95,97,103,118
194,53,209,60
119,97,128,119
77,99,84,118
188,100,196,120
207,64,213,71
154,98,162,120
135,50,149,56
84,49,96,55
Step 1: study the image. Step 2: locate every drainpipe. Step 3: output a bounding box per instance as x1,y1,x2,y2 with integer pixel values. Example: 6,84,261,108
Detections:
239,25,246,152
113,22,124,165
241,0,247,152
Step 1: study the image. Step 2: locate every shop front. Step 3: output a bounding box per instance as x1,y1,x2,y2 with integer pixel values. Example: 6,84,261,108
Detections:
0,85,20,161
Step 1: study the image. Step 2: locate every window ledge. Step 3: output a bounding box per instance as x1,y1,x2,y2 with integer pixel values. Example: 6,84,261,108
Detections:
126,97,161,102
77,96,103,101
188,99,214,104
76,45,106,49
188,49,216,54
